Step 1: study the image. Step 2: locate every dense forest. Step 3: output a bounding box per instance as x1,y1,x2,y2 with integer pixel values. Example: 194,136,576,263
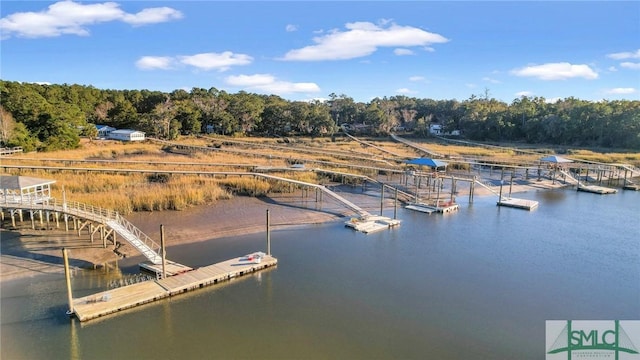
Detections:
1,80,639,152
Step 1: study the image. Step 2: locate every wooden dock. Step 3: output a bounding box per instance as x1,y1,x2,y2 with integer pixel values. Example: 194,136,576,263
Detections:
405,202,459,214
577,185,618,194
72,253,277,322
497,197,539,210
624,183,640,191
139,260,193,278
345,215,401,234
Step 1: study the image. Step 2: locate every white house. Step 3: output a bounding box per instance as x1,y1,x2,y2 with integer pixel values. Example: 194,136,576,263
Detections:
429,124,443,135
96,125,116,138
108,129,146,141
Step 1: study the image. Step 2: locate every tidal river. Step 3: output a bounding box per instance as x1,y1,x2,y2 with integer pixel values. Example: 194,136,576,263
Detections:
1,189,639,359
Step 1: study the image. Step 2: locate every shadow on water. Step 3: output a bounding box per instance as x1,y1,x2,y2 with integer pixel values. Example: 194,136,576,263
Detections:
0,229,97,269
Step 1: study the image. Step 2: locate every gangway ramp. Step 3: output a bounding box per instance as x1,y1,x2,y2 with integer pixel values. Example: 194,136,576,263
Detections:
106,220,162,264
254,173,371,218
390,134,443,158
1,197,163,265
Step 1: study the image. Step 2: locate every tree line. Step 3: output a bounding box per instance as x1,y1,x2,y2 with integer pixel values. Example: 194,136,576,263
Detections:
1,80,638,152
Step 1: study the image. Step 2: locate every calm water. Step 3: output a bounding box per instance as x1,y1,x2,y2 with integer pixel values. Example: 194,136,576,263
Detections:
2,189,639,359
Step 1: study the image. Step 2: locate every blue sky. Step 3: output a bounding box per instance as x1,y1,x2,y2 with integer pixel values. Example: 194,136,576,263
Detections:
1,1,639,103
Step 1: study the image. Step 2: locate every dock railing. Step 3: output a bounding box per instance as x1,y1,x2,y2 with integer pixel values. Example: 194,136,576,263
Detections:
0,197,162,264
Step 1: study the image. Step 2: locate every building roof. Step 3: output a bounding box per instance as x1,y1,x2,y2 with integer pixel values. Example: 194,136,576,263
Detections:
110,129,145,135
540,155,573,163
96,125,116,130
0,175,56,190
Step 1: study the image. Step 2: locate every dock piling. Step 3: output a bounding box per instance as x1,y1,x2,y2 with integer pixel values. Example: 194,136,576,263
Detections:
266,209,271,256
161,224,167,280
63,248,74,315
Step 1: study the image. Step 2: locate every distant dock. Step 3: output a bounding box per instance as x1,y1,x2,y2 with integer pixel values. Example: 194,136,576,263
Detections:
72,253,277,322
577,185,618,195
497,197,539,211
405,202,459,214
345,215,401,234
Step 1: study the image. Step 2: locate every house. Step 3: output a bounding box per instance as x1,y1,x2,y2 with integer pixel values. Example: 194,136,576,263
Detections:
108,129,146,141
429,124,443,135
95,125,116,138
429,124,461,136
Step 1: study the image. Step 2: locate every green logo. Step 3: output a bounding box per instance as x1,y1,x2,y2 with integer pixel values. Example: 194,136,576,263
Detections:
547,320,639,360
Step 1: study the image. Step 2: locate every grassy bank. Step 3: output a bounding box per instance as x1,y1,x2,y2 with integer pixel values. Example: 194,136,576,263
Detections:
3,136,638,214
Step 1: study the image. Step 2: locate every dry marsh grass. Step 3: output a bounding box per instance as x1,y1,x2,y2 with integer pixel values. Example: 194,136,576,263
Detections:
4,136,636,214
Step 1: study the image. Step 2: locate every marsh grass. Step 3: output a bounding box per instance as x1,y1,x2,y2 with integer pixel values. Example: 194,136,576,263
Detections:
5,136,636,214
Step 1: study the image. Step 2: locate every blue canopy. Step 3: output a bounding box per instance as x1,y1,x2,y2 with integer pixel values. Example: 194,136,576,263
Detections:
540,155,573,163
405,158,448,168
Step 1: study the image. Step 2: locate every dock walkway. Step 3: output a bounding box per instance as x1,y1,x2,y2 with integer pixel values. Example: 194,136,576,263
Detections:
72,253,277,322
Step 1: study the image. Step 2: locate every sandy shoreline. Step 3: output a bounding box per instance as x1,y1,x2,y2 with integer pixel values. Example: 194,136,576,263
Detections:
0,180,567,282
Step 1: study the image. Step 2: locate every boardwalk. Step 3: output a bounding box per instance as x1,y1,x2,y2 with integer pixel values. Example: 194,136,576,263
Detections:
72,253,277,322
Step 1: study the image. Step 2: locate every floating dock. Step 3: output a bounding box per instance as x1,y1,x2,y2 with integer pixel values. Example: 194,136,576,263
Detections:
345,215,401,234
497,197,539,210
72,253,277,322
139,260,193,278
623,183,640,191
577,185,618,194
405,202,459,214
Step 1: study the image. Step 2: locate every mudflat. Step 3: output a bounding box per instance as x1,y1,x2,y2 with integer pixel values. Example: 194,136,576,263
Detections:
0,179,564,282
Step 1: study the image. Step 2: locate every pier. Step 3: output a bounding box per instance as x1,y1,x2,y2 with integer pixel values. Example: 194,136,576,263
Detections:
497,198,539,210
577,185,618,194
71,253,277,322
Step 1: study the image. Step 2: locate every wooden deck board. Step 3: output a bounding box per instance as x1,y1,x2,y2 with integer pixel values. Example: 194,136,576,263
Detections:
72,254,277,322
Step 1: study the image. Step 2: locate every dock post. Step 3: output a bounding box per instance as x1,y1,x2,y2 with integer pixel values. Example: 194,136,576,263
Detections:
394,188,398,220
160,224,167,280
450,176,455,204
499,168,505,201
266,209,271,256
509,170,514,197
63,248,74,315
469,177,475,203
624,169,628,186
380,185,385,216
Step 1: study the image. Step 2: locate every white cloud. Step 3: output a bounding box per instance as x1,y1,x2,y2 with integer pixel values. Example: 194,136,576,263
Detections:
604,87,637,95
482,76,501,84
620,62,640,70
510,62,598,80
608,66,618,72
281,21,448,61
286,24,298,32
515,91,533,97
465,83,477,89
122,7,182,26
545,97,562,104
34,81,52,85
394,48,415,56
136,56,174,70
136,51,252,71
225,74,321,95
396,88,413,94
606,49,640,60
409,76,425,82
0,0,182,39
423,47,435,52
178,52,253,71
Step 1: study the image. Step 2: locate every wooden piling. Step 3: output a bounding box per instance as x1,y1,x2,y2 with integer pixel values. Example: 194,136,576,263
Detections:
266,209,271,256
161,224,167,280
63,248,74,315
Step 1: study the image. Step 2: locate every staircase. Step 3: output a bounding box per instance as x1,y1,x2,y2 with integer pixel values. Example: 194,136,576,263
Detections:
107,217,162,264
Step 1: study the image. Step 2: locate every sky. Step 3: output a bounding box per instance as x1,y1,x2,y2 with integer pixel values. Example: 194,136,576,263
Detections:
1,1,639,103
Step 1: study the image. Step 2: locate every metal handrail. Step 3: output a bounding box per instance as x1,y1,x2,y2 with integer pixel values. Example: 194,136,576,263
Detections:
0,196,161,263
